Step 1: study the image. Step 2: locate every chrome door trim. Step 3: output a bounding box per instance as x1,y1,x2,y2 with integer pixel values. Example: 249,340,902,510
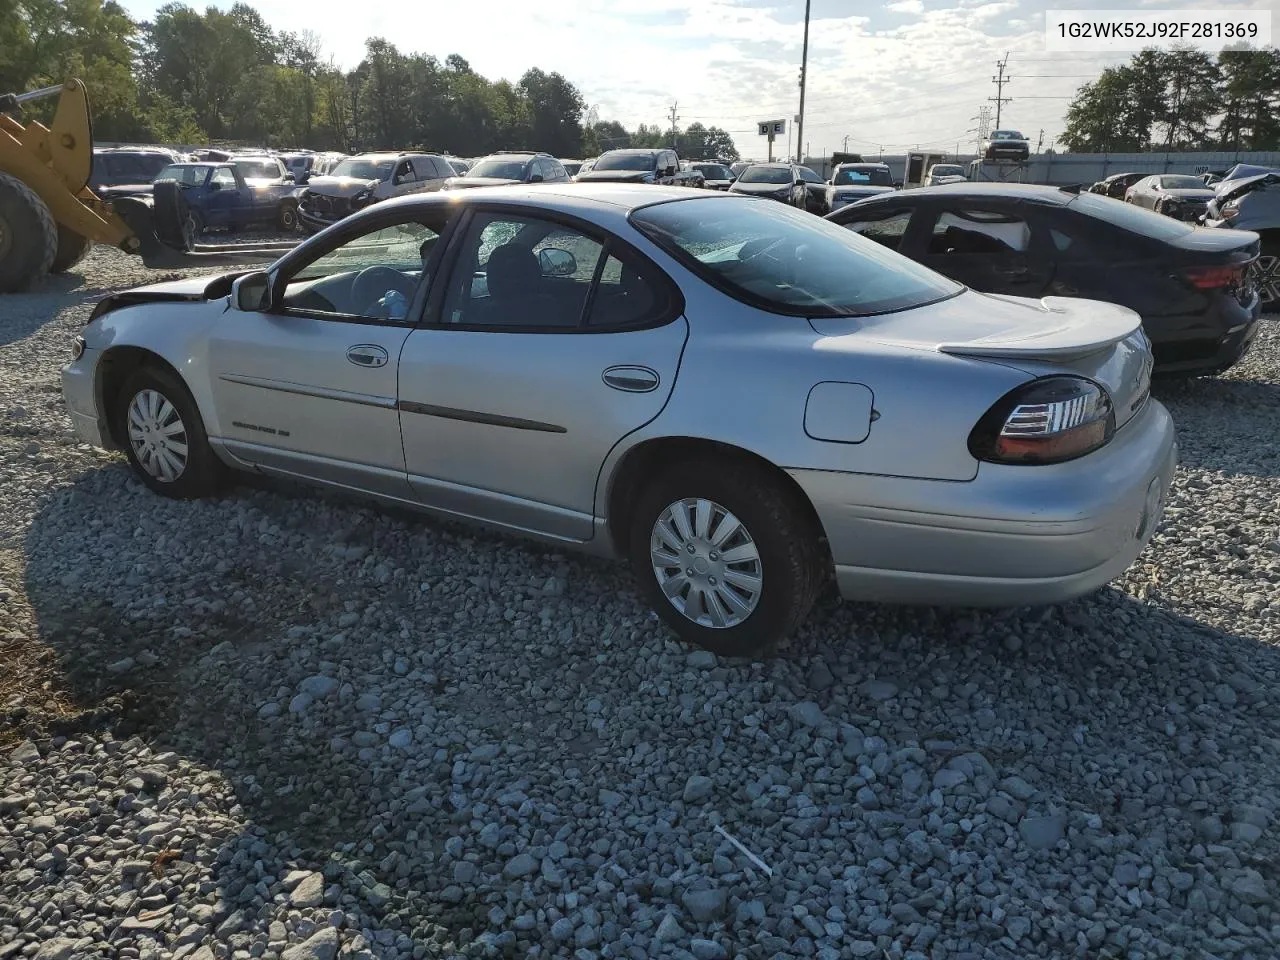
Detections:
218,374,396,409
396,400,566,434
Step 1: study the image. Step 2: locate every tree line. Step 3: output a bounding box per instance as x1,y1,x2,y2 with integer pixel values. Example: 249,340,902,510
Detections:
1061,46,1280,153
0,0,740,160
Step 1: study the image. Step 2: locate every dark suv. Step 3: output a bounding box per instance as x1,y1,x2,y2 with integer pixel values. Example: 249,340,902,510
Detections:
575,149,702,186
90,147,185,197
443,152,570,190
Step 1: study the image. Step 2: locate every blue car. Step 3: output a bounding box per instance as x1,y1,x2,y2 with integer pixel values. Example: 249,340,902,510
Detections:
153,162,303,239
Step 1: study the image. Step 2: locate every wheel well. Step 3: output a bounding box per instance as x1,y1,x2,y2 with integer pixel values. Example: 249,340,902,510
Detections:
1257,228,1278,250
96,347,184,448
605,437,830,561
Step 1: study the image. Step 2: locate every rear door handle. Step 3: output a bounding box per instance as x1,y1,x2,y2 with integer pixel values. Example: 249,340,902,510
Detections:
347,344,389,368
602,365,660,393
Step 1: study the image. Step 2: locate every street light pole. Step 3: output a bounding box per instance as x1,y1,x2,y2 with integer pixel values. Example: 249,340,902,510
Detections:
796,0,811,164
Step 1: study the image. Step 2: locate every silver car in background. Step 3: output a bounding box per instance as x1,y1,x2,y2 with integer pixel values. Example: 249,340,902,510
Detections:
62,185,1175,655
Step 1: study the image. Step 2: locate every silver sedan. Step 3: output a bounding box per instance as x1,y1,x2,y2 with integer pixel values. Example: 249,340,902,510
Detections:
62,184,1176,655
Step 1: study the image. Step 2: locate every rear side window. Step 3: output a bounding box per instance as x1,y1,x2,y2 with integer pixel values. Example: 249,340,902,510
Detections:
928,209,1031,255
633,196,961,317
1069,193,1193,241
587,254,671,327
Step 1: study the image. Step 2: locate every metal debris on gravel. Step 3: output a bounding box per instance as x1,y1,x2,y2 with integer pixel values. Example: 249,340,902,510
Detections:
2,246,1279,958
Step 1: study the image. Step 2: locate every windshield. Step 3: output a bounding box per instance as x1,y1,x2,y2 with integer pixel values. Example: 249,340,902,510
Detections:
931,165,963,177
738,166,793,185
155,164,208,185
992,131,1023,140
1160,175,1205,190
833,166,892,186
234,159,281,180
329,158,394,180
632,196,961,318
1069,193,1194,240
694,164,733,180
469,159,528,179
594,153,657,172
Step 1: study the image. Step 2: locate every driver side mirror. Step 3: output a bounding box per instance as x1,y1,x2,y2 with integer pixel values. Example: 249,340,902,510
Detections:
232,271,271,312
208,180,223,192
538,247,577,277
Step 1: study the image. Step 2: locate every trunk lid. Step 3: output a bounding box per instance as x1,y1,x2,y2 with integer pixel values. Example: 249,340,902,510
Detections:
808,290,1153,429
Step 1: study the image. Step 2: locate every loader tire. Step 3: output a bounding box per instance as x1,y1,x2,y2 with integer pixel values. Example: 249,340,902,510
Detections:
0,171,58,293
50,226,93,274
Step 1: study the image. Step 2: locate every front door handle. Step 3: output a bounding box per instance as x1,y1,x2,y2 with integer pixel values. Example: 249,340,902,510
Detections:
602,365,660,393
347,344,389,368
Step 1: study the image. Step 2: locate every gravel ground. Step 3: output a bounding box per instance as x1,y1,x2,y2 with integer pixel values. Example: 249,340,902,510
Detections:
2,246,1280,960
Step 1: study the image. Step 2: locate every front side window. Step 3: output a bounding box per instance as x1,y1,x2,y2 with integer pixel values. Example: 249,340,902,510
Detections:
280,218,448,320
841,209,914,251
155,164,208,186
798,167,823,184
210,167,238,189
633,196,960,317
928,209,1031,255
393,161,416,185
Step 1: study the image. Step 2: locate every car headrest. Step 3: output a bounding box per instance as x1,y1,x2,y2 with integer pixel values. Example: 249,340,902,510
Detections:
486,244,541,299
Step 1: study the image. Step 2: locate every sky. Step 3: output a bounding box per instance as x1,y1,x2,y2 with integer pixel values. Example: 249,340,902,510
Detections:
119,0,1277,158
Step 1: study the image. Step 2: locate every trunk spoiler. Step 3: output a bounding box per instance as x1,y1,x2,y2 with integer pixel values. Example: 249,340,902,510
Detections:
936,296,1141,362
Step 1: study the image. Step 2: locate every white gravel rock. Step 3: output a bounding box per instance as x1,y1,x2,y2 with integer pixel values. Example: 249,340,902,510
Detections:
2,250,1280,958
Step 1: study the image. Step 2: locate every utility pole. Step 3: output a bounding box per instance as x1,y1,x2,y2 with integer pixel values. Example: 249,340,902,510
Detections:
843,134,849,153
668,102,679,150
989,52,1011,130
796,0,811,164
1036,128,1045,152
970,106,992,152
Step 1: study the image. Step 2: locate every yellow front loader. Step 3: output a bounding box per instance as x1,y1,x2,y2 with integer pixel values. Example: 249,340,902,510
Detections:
0,79,298,293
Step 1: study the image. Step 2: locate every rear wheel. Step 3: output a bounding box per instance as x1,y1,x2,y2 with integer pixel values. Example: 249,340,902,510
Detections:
0,172,57,292
50,226,93,274
1255,237,1279,315
113,366,225,499
628,458,826,657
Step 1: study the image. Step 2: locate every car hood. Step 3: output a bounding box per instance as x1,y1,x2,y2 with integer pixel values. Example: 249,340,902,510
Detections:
304,176,381,198
575,169,653,183
87,274,247,322
1163,188,1215,200
1216,171,1280,201
731,182,792,194
446,177,521,189
829,184,895,197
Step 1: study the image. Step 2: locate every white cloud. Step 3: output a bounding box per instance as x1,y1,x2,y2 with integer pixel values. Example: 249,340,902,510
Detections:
886,0,924,13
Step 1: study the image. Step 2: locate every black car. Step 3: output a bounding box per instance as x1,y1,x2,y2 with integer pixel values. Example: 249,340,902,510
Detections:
827,183,1262,376
1088,172,1146,200
728,163,808,208
443,151,570,191
90,147,185,198
796,165,827,213
574,149,702,186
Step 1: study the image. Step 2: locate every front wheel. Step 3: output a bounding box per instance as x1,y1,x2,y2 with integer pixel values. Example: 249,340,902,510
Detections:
278,201,298,232
628,459,826,657
114,367,225,499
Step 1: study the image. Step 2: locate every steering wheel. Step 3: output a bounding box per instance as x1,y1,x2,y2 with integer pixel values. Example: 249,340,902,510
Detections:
351,266,417,317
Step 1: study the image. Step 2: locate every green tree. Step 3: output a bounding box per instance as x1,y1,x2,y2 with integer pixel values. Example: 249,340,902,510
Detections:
1158,47,1221,147
1218,47,1280,150
518,68,584,157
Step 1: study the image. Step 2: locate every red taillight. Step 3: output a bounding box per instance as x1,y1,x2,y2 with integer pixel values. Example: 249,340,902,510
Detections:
968,377,1115,466
1184,264,1245,289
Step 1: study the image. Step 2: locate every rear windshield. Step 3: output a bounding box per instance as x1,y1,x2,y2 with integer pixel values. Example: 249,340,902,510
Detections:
234,159,281,179
594,153,657,172
155,164,208,185
1069,192,1194,241
694,164,733,180
834,166,892,186
738,166,793,184
631,196,961,318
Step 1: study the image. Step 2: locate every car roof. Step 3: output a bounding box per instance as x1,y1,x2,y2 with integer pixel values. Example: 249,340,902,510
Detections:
371,182,719,218
837,162,889,168
603,148,661,155
231,154,279,162
747,162,793,169
477,153,536,161
859,182,1072,205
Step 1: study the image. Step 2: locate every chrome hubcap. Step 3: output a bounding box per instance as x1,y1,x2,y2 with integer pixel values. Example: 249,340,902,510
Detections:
650,498,763,629
126,389,188,483
1252,254,1279,307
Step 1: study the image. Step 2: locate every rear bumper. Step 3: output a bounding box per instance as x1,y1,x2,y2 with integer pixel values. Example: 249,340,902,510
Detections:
789,399,1177,608
1148,295,1261,375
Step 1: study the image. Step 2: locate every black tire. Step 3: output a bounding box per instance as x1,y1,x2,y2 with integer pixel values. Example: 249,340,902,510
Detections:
113,366,225,499
278,201,298,232
1257,237,1279,315
0,171,57,292
50,226,93,274
627,458,826,657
